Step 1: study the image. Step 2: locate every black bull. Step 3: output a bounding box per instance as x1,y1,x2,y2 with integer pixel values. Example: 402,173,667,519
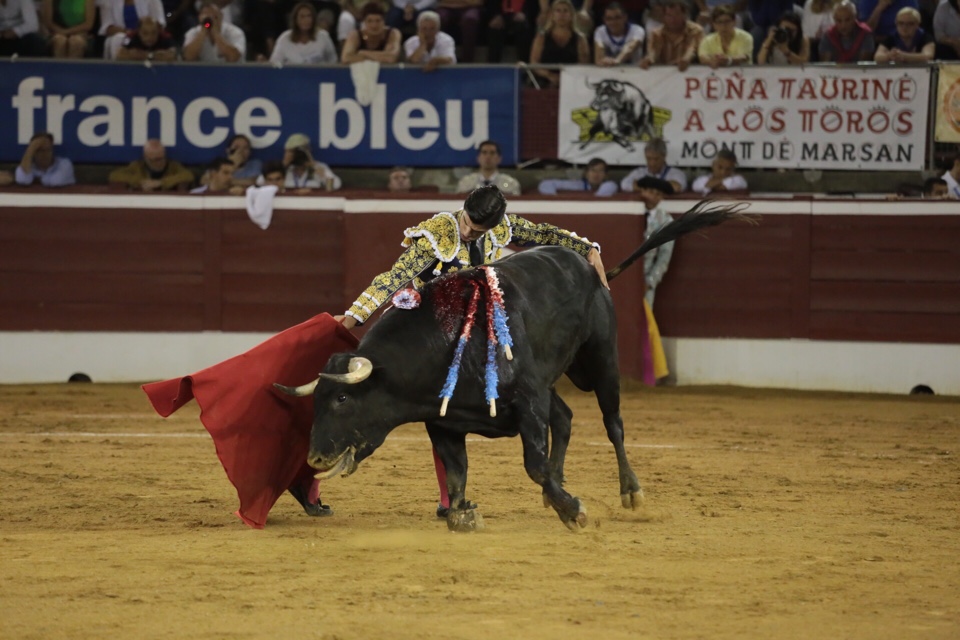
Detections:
277,202,750,531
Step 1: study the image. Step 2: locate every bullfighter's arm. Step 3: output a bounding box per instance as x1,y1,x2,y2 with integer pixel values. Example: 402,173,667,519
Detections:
507,213,599,257
345,238,439,324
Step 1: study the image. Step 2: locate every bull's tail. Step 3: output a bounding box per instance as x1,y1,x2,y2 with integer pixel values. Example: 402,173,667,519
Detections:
605,200,756,282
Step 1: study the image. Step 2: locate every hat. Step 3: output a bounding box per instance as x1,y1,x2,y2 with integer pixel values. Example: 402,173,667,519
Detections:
635,175,675,195
284,133,310,151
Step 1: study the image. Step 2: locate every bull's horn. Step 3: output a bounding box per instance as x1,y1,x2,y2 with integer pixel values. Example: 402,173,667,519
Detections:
320,357,373,384
273,378,319,397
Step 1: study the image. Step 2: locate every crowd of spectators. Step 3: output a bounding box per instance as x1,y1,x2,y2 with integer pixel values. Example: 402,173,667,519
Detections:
0,0,958,65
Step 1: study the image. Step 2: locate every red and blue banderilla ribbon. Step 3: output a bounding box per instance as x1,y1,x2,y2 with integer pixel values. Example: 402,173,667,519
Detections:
439,267,514,418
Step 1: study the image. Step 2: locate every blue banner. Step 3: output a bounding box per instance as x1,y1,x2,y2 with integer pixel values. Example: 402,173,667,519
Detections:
0,61,518,166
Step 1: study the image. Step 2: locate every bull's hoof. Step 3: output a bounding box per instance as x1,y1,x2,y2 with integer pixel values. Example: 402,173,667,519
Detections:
562,501,588,532
436,500,476,519
621,489,645,510
446,508,485,532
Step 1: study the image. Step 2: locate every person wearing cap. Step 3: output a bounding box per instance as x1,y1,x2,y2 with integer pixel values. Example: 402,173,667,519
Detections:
332,184,608,517
635,175,676,307
281,133,342,190
635,174,674,383
537,158,619,197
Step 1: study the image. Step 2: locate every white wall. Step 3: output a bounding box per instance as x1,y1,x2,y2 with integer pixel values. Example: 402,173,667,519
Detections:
2,331,957,396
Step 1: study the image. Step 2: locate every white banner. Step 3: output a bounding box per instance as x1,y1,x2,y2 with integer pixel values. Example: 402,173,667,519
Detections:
557,65,931,170
935,63,960,143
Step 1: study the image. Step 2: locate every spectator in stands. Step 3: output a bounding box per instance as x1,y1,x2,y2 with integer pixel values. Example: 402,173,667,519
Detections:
115,17,177,61
159,0,193,44
109,139,195,191
223,134,262,185
40,0,95,58
15,132,75,187
387,166,413,191
337,0,363,48
803,0,837,50
282,132,342,190
529,0,589,86
594,2,644,65
456,140,521,195
0,0,47,56
691,148,747,195
270,2,338,64
922,176,948,198
387,0,433,40
486,0,534,62
260,161,286,189
403,10,456,69
943,152,960,199
435,0,482,62
639,0,703,71
538,158,618,196
100,0,166,59
758,10,810,64
818,0,875,62
620,137,687,194
746,0,794,54
692,0,745,31
341,1,402,62
933,0,960,60
860,0,919,42
874,6,934,61
634,175,674,307
191,157,244,194
182,2,245,62
697,4,753,67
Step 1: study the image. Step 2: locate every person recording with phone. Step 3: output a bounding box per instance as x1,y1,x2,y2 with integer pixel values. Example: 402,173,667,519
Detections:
758,11,810,63
182,1,246,62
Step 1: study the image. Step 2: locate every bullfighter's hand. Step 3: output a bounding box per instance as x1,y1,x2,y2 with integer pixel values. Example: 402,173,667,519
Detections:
334,314,358,330
587,248,609,290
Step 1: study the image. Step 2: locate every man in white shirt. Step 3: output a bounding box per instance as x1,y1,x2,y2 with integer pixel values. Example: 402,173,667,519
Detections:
191,157,244,194
456,140,521,196
183,2,245,62
594,2,645,66
620,137,688,194
0,0,46,56
691,148,748,195
403,10,456,70
942,152,960,200
15,132,75,187
538,158,619,196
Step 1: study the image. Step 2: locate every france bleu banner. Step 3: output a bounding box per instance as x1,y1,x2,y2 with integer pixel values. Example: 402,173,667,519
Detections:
0,61,518,166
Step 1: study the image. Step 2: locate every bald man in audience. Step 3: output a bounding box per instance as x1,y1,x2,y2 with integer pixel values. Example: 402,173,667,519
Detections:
109,139,195,191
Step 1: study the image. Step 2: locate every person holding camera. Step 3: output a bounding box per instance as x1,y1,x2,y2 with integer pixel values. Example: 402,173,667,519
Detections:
697,4,753,68
182,1,245,62
758,11,810,63
281,133,342,191
224,134,262,186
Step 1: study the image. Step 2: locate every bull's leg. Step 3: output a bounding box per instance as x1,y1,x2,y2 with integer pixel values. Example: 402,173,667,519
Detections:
517,396,587,531
543,389,573,508
425,423,483,532
594,377,644,509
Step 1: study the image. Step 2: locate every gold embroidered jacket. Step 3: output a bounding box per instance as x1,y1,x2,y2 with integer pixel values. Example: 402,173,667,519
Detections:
345,211,600,324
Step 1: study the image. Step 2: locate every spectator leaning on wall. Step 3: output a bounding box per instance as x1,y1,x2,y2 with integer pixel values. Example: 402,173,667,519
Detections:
108,139,195,192
537,158,618,196
942,152,960,199
15,132,75,188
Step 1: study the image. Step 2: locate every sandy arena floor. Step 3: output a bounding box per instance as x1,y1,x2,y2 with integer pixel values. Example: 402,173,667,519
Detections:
1,381,958,639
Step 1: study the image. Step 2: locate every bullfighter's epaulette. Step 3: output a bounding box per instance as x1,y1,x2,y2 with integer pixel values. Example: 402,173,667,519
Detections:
402,211,461,263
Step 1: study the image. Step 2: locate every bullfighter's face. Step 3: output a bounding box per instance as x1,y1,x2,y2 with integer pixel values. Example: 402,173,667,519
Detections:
458,210,490,243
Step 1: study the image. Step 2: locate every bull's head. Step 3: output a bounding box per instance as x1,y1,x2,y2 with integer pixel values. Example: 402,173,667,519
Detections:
274,353,401,480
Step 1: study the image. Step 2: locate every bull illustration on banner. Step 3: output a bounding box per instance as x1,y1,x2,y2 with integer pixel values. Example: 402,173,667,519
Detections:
571,79,671,151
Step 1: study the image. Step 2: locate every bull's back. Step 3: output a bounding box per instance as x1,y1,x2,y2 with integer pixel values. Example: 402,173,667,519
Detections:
492,247,611,380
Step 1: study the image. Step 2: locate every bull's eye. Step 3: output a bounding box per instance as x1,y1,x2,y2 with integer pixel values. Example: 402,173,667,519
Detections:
336,394,348,404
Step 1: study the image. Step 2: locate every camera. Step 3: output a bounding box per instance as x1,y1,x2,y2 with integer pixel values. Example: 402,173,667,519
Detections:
772,27,789,44
203,19,213,29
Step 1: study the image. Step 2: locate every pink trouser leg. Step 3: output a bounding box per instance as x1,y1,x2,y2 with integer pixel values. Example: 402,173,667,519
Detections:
432,446,450,508
307,478,321,504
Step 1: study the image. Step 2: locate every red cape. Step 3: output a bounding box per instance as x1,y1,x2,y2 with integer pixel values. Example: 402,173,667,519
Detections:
141,313,359,529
